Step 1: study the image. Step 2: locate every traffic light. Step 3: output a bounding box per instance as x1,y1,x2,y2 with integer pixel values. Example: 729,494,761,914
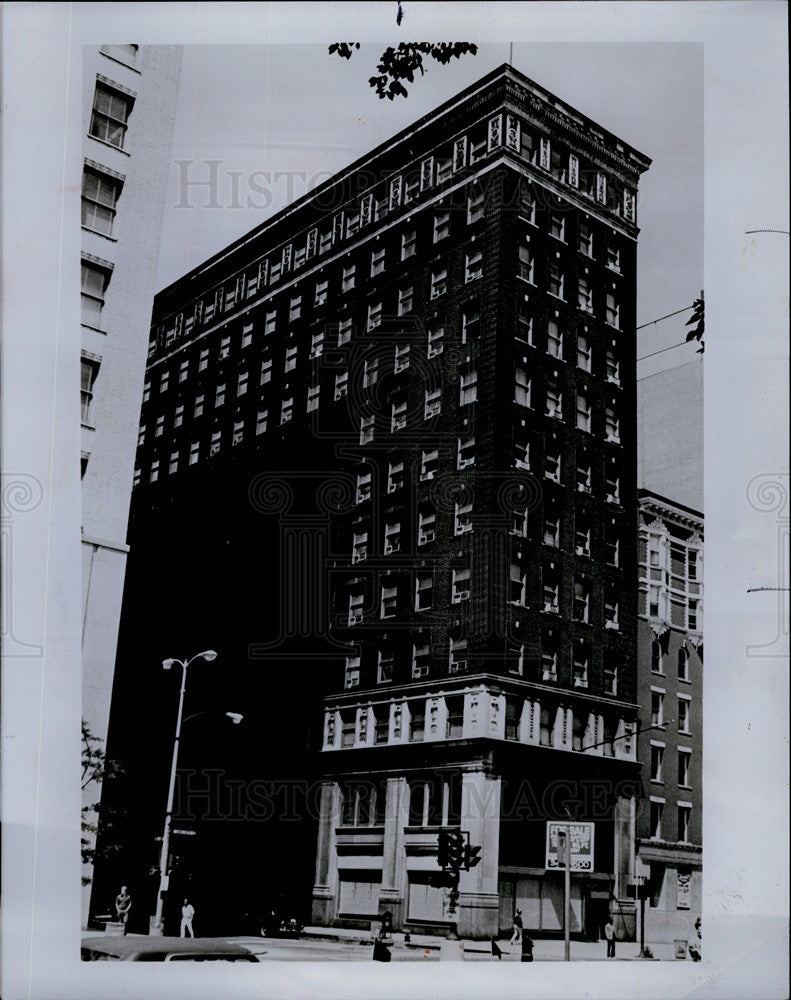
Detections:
464,844,482,870
437,829,465,871
437,830,451,869
685,291,705,353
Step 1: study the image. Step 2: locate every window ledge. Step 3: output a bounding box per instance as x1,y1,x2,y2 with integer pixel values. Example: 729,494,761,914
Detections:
81,226,118,243
87,134,131,157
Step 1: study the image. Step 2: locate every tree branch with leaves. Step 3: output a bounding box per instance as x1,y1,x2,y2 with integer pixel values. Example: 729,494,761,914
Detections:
329,42,478,100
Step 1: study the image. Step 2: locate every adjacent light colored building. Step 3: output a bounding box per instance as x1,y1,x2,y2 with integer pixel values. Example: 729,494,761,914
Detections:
81,43,182,920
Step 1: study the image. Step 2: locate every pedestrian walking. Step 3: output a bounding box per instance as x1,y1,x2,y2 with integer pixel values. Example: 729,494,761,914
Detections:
520,934,534,962
180,899,195,938
604,918,616,957
509,907,523,945
114,886,131,934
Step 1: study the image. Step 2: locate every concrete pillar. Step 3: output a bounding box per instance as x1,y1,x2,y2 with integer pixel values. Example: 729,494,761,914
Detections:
457,770,501,938
612,792,637,939
379,777,409,928
312,781,340,926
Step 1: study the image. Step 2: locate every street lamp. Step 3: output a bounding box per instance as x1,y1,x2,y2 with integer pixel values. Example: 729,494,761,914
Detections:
149,650,242,935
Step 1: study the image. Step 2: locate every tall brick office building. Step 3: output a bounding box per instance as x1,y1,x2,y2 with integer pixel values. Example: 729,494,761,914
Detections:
104,64,651,938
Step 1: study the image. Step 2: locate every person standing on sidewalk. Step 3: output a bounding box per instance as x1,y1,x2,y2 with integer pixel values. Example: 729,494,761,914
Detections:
604,918,615,957
520,934,534,962
114,886,131,934
180,899,195,938
510,908,523,945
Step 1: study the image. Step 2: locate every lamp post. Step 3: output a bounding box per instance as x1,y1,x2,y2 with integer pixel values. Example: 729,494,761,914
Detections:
149,650,242,935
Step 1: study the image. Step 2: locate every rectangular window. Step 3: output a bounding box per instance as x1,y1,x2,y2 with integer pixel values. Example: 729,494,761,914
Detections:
384,521,401,555
417,508,436,545
342,264,356,294
394,344,410,373
605,469,621,503
575,517,591,556
378,649,394,683
505,697,521,741
430,267,447,300
81,167,122,236
310,330,325,358
460,369,477,405
457,436,475,470
391,399,407,432
604,587,619,628
650,744,664,782
348,591,364,626
424,388,442,420
606,293,620,329
606,243,621,272
516,301,533,344
578,221,593,256
351,532,368,564
606,349,620,384
199,347,210,371
514,437,530,471
215,383,226,408
576,392,591,432
371,247,386,276
452,568,471,604
543,514,560,547
576,460,592,493
344,656,360,689
574,578,590,622
237,370,249,397
605,406,620,443
232,421,244,447
678,750,691,787
280,396,294,424
260,356,273,385
518,244,534,283
284,345,298,372
545,451,561,483
412,644,430,678
254,409,268,435
577,334,592,372
356,472,372,503
401,230,416,261
360,415,374,445
178,360,189,383
380,585,397,619
289,295,302,322
603,660,618,695
546,383,563,419
334,371,349,400
89,82,133,149
209,430,221,456
81,260,110,327
367,301,382,331
547,320,563,360
446,696,464,738
651,690,664,727
433,210,450,242
650,799,664,839
467,187,485,224
314,279,329,307
264,309,277,336
415,573,433,611
515,368,531,408
573,640,590,688
575,278,593,317
678,697,691,734
420,450,438,481
189,442,199,465
461,307,480,344
155,415,165,438
387,460,404,493
678,805,691,843
427,324,444,358
509,563,526,606
80,357,99,424
149,459,160,483
193,393,204,417
519,184,535,223
449,638,468,674
454,501,473,535
549,213,566,242
409,704,425,740
548,264,565,300
306,383,320,413
465,250,483,283
542,632,559,680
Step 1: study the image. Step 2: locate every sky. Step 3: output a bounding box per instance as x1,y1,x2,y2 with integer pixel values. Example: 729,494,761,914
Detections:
156,42,703,369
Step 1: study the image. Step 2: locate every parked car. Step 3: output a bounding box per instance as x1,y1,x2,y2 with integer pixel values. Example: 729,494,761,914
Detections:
81,936,259,962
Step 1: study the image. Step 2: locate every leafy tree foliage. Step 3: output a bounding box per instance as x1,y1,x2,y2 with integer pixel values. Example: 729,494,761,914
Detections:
329,42,479,100
81,720,126,885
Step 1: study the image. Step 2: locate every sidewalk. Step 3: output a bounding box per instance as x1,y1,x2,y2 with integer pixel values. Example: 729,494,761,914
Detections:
295,925,688,961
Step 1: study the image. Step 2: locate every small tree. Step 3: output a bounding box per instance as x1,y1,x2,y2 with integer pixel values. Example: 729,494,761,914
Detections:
81,720,126,886
329,42,478,100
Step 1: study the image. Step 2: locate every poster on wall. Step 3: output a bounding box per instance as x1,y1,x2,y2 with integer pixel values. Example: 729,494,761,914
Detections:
545,822,595,872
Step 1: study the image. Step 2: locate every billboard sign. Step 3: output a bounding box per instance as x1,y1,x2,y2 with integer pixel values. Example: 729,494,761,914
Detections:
545,822,595,872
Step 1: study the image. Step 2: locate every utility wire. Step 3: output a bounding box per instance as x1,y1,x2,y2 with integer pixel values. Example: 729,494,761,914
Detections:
636,303,697,361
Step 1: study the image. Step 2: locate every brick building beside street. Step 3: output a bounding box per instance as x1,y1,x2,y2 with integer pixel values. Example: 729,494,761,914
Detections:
97,64,652,939
634,490,703,945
